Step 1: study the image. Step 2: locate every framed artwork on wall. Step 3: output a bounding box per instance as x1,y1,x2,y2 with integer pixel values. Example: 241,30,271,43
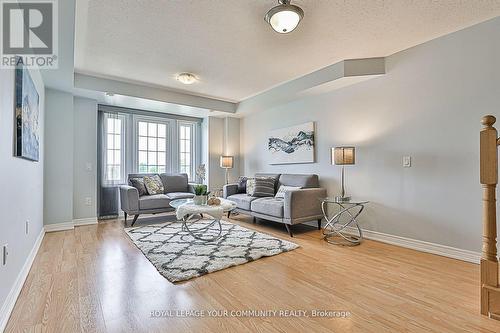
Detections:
268,121,315,165
14,59,40,161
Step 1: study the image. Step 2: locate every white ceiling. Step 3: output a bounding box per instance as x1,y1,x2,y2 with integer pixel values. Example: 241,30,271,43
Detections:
75,0,500,102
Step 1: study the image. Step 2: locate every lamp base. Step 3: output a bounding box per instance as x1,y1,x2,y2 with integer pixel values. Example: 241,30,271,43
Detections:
335,196,351,203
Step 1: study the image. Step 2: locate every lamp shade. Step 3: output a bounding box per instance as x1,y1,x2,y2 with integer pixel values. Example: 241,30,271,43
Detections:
332,147,355,165
220,155,234,169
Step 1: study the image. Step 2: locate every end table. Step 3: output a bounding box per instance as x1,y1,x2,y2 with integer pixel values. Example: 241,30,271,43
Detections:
321,198,368,246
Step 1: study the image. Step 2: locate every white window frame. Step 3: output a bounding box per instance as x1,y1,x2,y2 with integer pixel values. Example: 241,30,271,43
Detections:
132,115,174,174
178,121,197,180
102,113,127,185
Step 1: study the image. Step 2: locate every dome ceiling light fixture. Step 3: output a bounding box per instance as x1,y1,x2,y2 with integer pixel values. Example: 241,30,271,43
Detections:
176,72,198,85
264,0,304,34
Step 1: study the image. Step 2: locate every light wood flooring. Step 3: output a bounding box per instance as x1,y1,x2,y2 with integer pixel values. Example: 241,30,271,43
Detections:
5,214,500,333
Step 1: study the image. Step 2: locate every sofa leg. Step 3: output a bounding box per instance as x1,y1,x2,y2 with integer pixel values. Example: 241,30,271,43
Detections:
124,212,128,224
227,211,231,218
131,215,139,227
253,216,256,224
317,219,322,230
285,224,293,237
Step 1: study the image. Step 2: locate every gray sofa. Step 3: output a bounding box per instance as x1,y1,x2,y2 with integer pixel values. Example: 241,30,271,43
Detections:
120,173,195,226
223,173,327,237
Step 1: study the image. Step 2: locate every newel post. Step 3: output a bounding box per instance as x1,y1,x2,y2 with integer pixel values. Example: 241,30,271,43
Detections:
480,115,499,315
480,115,498,262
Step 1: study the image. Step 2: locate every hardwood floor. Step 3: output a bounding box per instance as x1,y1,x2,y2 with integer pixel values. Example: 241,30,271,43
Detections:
5,214,500,333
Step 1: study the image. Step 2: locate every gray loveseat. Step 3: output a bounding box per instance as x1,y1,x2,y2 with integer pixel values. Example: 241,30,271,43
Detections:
223,173,327,237
120,173,195,226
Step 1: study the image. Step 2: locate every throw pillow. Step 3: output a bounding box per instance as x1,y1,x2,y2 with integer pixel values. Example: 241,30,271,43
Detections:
144,175,164,195
130,177,148,196
251,177,275,197
237,176,248,193
275,185,302,199
246,178,256,196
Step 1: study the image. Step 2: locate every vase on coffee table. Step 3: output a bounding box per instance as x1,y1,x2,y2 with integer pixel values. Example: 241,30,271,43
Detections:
193,195,207,205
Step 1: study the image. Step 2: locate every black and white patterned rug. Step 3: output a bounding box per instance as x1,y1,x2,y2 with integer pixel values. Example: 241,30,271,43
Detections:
125,220,299,282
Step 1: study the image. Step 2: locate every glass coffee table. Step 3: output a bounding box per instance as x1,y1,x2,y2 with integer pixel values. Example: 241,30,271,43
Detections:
170,198,236,241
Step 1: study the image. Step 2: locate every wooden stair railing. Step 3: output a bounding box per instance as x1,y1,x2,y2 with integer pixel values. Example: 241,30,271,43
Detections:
480,115,500,318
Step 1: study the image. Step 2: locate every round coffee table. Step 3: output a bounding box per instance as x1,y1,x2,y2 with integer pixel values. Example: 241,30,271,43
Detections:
170,198,236,241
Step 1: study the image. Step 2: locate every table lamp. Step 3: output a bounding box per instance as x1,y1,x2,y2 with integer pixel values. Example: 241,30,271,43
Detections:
220,155,234,184
332,147,355,202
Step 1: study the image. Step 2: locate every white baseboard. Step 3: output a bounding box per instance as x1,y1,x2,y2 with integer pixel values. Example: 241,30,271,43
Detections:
44,217,98,233
343,226,481,264
44,221,74,232
73,217,98,226
0,228,45,332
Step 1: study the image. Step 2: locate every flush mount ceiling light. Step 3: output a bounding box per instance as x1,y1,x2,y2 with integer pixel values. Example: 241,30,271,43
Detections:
265,0,304,34
176,72,198,85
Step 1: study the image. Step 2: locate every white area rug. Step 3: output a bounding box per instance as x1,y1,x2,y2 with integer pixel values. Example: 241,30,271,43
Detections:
125,220,298,282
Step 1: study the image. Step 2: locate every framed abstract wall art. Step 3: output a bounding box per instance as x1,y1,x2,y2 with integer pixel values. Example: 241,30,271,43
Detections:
14,61,40,161
268,122,315,165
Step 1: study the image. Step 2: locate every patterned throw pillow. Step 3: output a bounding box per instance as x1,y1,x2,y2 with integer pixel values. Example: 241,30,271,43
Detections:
275,185,302,199
237,176,248,193
144,175,164,195
130,177,148,196
251,177,275,197
246,178,256,196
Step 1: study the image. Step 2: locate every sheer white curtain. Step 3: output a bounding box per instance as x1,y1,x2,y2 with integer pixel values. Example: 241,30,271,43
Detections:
100,112,127,187
98,112,128,217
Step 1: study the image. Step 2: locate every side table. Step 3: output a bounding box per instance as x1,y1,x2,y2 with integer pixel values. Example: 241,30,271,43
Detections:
321,198,368,246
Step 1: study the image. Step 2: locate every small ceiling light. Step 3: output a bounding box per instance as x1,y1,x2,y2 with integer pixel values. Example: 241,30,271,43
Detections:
176,72,198,85
265,0,304,34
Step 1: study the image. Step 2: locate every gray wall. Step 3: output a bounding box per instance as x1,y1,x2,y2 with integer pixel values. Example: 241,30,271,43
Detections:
44,89,74,225
224,117,241,183
241,17,500,252
206,116,241,192
44,92,98,224
207,117,225,191
0,68,45,318
73,97,98,220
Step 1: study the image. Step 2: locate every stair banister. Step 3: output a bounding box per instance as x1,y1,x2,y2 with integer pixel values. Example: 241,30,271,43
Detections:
480,115,500,317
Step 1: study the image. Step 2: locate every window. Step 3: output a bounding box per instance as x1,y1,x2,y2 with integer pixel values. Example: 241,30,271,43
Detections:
179,122,195,179
99,109,200,188
137,120,168,173
104,114,125,184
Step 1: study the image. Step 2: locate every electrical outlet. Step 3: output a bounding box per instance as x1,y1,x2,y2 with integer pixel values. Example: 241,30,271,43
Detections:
85,197,92,206
25,220,29,235
403,156,411,168
2,244,8,266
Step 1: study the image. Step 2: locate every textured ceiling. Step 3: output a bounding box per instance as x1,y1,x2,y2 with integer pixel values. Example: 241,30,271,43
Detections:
75,0,500,102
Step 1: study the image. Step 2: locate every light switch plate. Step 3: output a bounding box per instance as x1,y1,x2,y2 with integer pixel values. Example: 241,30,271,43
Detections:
403,156,411,168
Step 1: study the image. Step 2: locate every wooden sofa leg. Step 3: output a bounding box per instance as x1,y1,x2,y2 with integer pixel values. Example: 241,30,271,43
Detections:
253,216,256,224
227,211,231,218
124,212,128,224
131,215,139,227
317,219,322,230
285,224,293,237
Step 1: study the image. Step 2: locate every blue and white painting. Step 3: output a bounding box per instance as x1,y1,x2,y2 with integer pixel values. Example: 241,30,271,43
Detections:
15,64,40,161
268,122,315,165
